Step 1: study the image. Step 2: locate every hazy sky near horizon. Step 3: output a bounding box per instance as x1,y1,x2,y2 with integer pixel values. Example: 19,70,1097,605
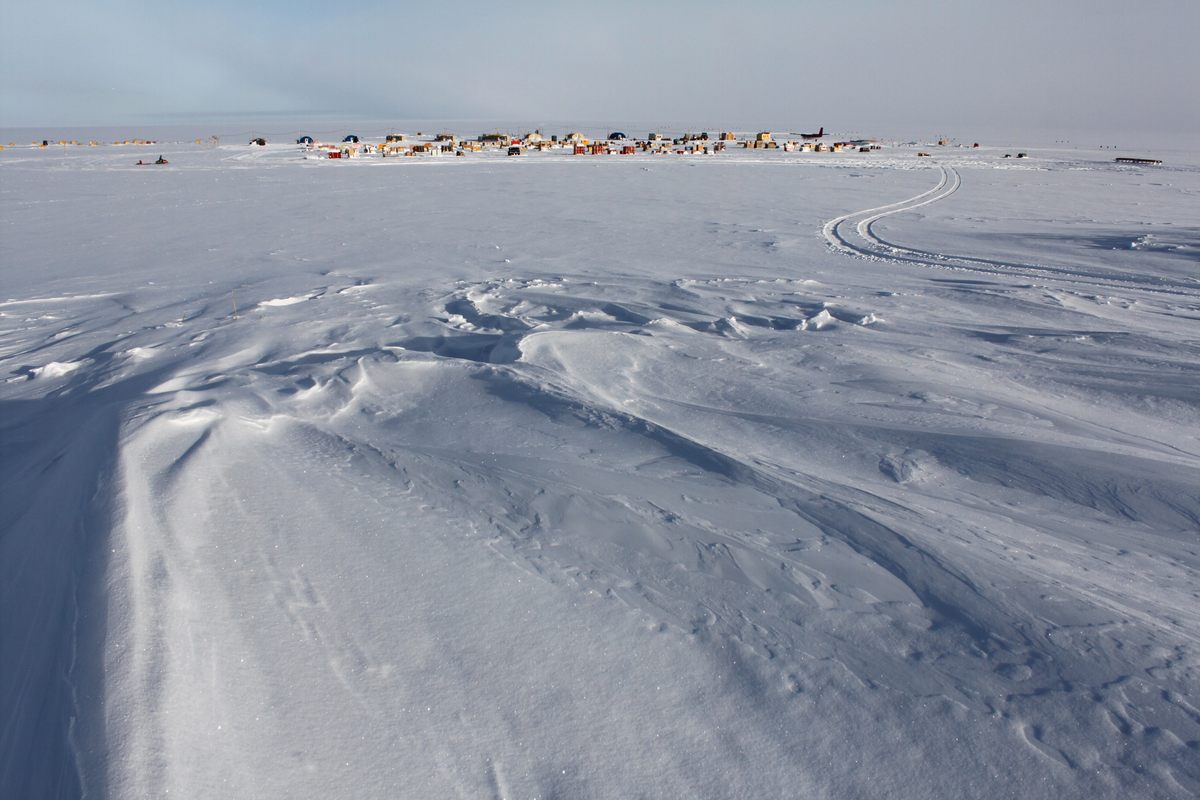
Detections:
2,0,1196,134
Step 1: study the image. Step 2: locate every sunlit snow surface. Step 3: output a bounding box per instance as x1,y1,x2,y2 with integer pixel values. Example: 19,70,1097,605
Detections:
2,140,1199,799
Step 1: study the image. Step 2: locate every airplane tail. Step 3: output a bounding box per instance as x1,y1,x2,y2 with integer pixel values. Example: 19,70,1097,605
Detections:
818,127,823,136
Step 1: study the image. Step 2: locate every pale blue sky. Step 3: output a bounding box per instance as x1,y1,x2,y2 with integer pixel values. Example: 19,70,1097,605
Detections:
2,0,1196,135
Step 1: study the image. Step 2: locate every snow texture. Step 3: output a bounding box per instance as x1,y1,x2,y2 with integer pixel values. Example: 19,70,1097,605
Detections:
2,137,1199,799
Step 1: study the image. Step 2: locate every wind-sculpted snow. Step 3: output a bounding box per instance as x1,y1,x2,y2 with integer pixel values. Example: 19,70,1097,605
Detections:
2,141,1199,798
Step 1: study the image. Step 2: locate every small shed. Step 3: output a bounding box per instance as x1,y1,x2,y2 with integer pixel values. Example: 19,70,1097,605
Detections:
386,134,407,143
507,146,521,156
297,135,314,145
343,135,360,143
755,131,772,143
609,132,627,140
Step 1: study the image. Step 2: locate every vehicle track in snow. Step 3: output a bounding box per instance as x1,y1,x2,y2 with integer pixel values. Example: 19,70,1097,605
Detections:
821,166,956,259
824,165,1199,298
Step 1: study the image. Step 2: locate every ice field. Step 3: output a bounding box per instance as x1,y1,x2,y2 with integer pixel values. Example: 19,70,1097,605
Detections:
2,135,1199,798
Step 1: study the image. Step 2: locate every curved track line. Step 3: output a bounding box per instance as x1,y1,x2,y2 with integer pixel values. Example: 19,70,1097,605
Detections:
823,165,1198,297
821,166,950,255
862,210,1196,294
856,167,960,243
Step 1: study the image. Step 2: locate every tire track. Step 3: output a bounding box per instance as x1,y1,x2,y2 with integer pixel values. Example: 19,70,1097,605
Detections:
821,166,953,257
855,166,961,245
824,165,1198,298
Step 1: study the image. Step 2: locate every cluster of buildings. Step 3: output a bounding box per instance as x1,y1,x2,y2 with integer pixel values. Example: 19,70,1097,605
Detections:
291,129,887,160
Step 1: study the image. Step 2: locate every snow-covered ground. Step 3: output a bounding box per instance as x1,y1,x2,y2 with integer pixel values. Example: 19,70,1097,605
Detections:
2,137,1198,799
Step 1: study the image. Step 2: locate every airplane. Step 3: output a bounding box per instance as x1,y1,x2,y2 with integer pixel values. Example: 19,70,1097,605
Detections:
800,127,825,141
